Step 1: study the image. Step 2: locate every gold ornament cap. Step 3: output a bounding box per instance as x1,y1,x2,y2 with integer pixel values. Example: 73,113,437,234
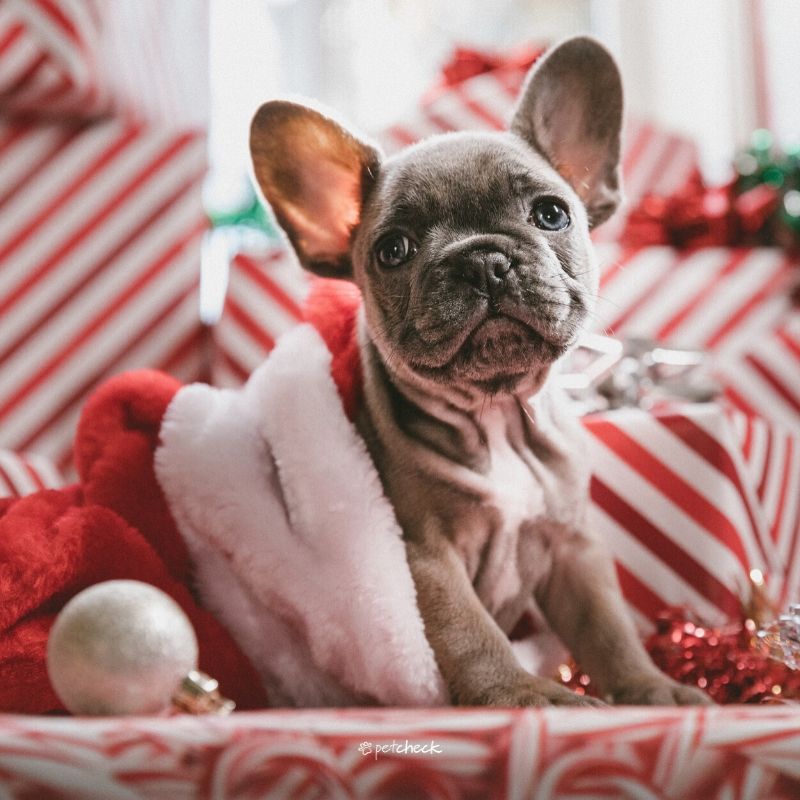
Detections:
172,670,235,715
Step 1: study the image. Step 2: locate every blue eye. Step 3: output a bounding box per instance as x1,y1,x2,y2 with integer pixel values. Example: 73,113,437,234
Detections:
376,233,418,267
532,200,570,231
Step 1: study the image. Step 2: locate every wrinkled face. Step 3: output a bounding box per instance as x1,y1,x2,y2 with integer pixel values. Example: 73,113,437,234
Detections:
249,36,623,399
353,133,597,394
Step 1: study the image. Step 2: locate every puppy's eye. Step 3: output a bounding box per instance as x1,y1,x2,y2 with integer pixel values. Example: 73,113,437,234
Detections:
376,234,417,267
532,200,570,231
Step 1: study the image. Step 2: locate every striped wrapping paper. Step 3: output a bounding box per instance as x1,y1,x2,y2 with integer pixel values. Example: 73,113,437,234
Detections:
376,56,699,243
717,309,800,432
211,247,307,387
0,0,109,117
729,407,800,606
593,244,800,433
0,117,208,473
585,403,786,629
0,450,62,499
0,706,798,799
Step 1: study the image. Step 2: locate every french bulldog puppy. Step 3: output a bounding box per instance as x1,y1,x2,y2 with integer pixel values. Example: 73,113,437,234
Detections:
248,36,710,707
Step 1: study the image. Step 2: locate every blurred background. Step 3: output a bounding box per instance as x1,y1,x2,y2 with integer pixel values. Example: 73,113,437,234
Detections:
208,0,800,207
1,0,799,475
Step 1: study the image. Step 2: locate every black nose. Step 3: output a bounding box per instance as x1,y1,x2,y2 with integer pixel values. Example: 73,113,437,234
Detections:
459,250,512,296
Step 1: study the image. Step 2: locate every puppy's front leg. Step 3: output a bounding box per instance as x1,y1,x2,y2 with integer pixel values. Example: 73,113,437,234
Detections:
537,530,711,705
407,537,603,707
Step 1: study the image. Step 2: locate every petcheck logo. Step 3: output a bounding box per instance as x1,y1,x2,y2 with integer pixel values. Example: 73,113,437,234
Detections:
358,740,443,759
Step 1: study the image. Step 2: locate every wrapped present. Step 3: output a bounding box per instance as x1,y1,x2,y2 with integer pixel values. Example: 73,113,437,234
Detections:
0,707,799,798
717,308,800,431
592,244,800,432
584,402,785,628
593,244,797,355
0,3,211,473
211,245,307,387
0,0,110,118
0,117,208,472
729,403,800,598
0,449,62,498
376,46,700,243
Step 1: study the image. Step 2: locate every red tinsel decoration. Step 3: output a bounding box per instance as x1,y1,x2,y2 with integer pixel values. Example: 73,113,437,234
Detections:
622,171,781,250
559,606,800,704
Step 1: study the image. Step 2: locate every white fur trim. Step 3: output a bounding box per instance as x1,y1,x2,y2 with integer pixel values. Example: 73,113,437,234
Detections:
155,324,446,707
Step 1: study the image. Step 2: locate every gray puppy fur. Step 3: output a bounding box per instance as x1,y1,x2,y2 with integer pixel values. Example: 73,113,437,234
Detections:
249,36,711,706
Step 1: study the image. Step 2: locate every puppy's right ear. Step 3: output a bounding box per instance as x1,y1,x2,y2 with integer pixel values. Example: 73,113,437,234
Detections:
249,101,382,278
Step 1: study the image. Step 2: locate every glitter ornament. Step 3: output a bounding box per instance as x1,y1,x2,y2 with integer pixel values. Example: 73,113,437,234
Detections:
758,604,800,670
558,606,800,705
47,580,199,716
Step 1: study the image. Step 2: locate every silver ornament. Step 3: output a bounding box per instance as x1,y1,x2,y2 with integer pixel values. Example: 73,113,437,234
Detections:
558,333,720,414
758,603,800,671
47,580,199,716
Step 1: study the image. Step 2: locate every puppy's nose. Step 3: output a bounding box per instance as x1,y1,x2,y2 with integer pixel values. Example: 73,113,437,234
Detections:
460,250,512,296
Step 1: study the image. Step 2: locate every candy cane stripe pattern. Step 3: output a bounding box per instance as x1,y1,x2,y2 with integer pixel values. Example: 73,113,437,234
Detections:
0,450,62,498
0,0,109,117
0,707,798,797
593,244,797,357
0,118,208,473
718,311,800,434
591,243,800,445
212,250,307,387
585,405,787,627
728,409,800,606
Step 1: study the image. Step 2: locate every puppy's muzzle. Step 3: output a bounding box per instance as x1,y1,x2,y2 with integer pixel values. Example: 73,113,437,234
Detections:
455,248,513,301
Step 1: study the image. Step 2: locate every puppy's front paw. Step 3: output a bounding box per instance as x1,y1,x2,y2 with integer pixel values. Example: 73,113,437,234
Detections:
477,678,606,708
611,674,713,706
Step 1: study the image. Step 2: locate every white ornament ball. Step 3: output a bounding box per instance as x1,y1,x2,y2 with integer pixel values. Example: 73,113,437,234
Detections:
47,580,199,715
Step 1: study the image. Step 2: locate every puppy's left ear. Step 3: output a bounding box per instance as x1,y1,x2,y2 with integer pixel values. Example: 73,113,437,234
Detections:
250,101,382,278
511,36,623,228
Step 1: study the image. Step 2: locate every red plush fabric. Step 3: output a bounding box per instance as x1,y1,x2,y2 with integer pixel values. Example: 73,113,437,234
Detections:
0,371,268,714
304,278,363,420
0,286,366,716
75,370,190,583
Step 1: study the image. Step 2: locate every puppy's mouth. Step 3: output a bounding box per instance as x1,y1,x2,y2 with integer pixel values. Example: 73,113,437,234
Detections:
407,309,569,392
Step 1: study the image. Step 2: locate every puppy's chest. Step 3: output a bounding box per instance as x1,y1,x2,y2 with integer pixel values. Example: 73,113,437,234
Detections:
451,405,585,619
482,412,543,536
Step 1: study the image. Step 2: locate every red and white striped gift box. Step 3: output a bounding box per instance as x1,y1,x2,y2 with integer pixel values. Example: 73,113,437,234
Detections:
593,244,800,431
0,450,62,499
729,408,800,606
211,246,307,387
584,403,786,629
593,245,798,357
0,117,208,473
717,308,800,432
0,0,109,118
376,54,699,243
0,706,798,799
